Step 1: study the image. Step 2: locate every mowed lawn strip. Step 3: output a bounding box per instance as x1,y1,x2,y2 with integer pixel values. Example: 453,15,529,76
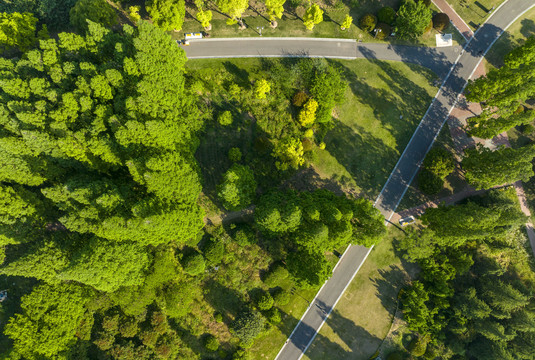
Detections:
302,226,416,360
447,0,504,31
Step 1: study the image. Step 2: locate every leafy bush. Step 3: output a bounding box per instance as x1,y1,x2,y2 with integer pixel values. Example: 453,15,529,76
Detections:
217,164,256,211
408,336,428,356
359,14,377,32
262,263,290,286
182,252,205,275
395,0,432,39
203,334,219,351
254,79,271,99
214,312,223,323
254,290,274,311
266,307,281,323
292,91,308,106
432,13,450,31
418,0,431,6
231,311,266,346
378,6,396,24
386,351,405,360
234,225,256,246
228,147,242,162
418,169,443,195
423,148,455,179
272,287,291,306
375,23,391,39
218,110,233,126
202,239,224,265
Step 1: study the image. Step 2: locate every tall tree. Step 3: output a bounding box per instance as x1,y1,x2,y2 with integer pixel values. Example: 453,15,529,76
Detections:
265,0,285,25
69,0,117,33
0,11,38,51
146,0,186,31
303,3,323,31
395,0,432,39
461,144,535,189
216,0,249,24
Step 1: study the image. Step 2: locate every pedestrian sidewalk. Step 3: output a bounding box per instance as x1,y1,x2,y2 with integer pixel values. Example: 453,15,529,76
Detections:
432,0,474,41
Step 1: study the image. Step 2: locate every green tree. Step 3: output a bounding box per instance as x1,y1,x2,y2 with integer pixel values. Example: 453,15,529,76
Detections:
0,12,38,51
231,311,266,347
217,164,257,210
287,248,332,288
254,79,271,99
462,144,535,189
196,8,213,29
216,0,249,24
359,14,377,32
202,238,225,265
182,252,206,275
265,0,285,23
255,191,302,235
129,6,141,22
254,290,274,310
262,263,289,286
303,3,323,31
423,148,455,179
402,281,434,334
395,0,432,39
341,14,352,30
298,99,318,127
272,137,305,170
203,334,219,351
467,109,535,139
4,283,90,359
146,0,186,31
0,0,78,30
218,110,234,126
69,0,117,33
378,6,396,24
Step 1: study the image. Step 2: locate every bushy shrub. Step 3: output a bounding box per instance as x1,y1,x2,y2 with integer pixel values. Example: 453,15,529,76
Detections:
386,351,405,360
423,147,455,179
255,290,274,311
214,312,223,322
266,307,281,323
234,225,256,246
408,336,428,356
228,147,242,162
359,14,377,32
375,23,391,39
203,334,219,351
217,164,257,211
182,252,205,275
418,169,443,195
218,111,233,126
202,239,224,266
293,91,308,106
231,311,266,346
272,287,291,306
418,0,431,6
263,263,290,286
432,13,450,31
378,6,396,24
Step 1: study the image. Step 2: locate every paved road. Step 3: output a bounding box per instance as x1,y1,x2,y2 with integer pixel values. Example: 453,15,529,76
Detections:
185,2,534,359
184,38,461,78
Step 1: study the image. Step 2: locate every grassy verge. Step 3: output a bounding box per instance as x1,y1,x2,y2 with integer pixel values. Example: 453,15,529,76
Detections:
447,0,504,30
178,0,464,46
301,226,417,360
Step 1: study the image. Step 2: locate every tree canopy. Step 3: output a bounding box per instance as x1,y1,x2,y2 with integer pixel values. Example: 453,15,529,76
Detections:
395,0,432,39
146,0,186,31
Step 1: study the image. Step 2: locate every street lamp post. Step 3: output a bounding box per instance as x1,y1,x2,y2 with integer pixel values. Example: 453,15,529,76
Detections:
257,26,264,36
374,28,382,38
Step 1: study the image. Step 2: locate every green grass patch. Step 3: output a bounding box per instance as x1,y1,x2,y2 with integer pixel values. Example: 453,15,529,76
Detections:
447,0,505,30
179,0,464,46
302,226,417,360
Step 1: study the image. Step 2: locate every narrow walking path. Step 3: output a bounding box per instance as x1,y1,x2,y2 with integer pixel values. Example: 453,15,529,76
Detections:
432,0,474,40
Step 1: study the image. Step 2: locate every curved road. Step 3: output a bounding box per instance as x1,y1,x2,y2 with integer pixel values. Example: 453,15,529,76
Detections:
186,1,535,359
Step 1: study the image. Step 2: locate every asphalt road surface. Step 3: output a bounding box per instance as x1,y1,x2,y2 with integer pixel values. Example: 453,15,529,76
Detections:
185,1,535,358
184,38,461,78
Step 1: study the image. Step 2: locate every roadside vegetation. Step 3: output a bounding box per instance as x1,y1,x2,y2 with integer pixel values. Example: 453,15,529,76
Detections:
448,0,504,30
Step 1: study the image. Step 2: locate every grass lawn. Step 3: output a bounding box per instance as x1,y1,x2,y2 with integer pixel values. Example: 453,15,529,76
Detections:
178,0,464,46
448,0,504,30
301,226,417,360
316,59,439,199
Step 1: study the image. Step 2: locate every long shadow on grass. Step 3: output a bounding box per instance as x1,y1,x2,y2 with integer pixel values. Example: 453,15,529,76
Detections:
302,308,382,360
203,279,248,322
370,266,409,317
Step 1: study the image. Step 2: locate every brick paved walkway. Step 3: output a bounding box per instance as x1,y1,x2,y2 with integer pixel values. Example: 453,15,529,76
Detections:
432,0,474,41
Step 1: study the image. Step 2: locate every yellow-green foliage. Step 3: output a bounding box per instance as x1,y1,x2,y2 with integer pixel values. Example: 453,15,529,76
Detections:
266,0,285,21
341,14,353,30
303,4,323,30
299,99,318,127
129,6,141,22
254,79,271,99
0,12,38,51
273,137,305,170
196,9,213,28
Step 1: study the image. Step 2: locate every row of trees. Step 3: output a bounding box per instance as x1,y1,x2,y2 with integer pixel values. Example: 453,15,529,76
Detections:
397,190,534,358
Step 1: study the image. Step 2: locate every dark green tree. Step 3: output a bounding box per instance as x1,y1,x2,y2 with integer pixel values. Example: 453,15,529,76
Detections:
217,164,257,211
395,0,432,39
69,0,117,33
